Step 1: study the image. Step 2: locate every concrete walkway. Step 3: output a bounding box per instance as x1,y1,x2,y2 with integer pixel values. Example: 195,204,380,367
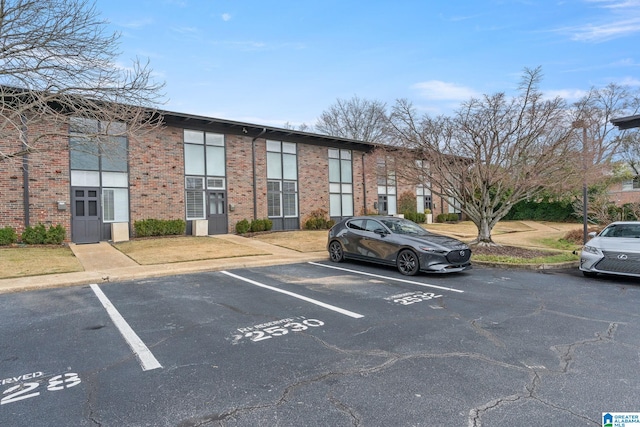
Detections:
0,235,328,294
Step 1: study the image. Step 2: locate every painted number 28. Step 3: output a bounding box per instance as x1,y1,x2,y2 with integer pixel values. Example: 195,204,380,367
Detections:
1,373,81,406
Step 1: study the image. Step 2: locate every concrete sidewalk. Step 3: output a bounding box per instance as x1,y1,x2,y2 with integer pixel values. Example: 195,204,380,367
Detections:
0,234,328,294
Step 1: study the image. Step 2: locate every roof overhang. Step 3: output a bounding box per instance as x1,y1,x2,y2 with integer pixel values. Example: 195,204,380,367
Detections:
159,109,378,153
611,114,640,130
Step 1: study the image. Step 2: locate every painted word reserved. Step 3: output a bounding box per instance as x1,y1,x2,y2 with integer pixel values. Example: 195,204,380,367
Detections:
1,372,81,406
385,291,443,305
233,316,324,344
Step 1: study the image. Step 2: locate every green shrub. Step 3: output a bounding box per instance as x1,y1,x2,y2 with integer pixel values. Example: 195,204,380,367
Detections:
21,224,47,244
503,200,575,222
263,218,273,231
21,224,66,244
303,208,333,230
250,219,266,232
415,213,426,223
236,219,250,234
0,226,17,245
44,224,66,244
436,213,460,223
436,213,449,223
134,219,186,237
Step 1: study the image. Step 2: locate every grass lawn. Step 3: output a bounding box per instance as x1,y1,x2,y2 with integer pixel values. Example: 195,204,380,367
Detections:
0,246,83,279
113,236,270,265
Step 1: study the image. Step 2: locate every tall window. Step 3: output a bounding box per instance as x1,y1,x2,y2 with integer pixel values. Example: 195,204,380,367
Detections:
415,160,431,213
69,117,129,223
267,140,298,217
329,148,353,217
184,130,225,220
376,156,396,214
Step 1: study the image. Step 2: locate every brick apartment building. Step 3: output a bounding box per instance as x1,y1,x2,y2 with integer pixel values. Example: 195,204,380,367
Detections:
1,107,456,244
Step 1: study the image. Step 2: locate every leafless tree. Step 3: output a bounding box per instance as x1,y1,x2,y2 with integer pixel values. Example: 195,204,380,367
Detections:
0,0,165,169
389,67,576,245
315,95,389,143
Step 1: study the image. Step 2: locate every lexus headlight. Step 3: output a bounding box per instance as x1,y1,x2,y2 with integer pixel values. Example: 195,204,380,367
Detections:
582,245,601,255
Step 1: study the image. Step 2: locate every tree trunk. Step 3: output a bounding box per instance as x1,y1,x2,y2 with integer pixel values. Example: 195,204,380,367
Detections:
474,215,496,246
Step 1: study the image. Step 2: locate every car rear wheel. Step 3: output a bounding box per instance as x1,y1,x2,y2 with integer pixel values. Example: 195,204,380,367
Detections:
397,249,419,276
329,241,344,262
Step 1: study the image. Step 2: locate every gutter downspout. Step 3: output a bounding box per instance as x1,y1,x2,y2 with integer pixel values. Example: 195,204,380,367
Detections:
361,153,367,215
252,128,267,220
21,114,30,227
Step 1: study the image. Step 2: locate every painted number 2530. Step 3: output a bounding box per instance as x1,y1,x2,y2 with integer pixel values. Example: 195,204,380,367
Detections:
236,319,324,343
1,373,81,406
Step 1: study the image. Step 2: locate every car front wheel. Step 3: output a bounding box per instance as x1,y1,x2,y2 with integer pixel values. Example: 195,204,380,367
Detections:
397,249,419,276
329,241,344,263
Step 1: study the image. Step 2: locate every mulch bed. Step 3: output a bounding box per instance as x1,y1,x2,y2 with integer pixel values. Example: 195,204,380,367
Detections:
470,245,560,258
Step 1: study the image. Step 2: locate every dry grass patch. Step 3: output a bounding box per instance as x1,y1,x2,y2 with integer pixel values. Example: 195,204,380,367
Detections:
252,230,328,252
114,236,269,265
0,247,83,279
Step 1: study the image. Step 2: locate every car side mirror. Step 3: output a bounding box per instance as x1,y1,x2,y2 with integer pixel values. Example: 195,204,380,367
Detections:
373,228,388,236
588,231,596,239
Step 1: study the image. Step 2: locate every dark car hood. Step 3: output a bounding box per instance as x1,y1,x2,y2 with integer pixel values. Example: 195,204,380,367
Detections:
399,233,469,251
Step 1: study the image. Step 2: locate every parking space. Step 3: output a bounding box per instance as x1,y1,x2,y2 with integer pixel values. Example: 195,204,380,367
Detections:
1,262,639,426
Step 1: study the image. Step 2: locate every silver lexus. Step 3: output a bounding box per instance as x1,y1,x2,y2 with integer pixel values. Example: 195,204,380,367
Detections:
579,221,640,278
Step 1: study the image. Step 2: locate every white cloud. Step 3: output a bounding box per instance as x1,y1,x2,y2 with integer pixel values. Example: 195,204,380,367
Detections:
411,80,479,101
542,89,589,101
568,17,640,42
222,13,232,22
555,0,640,42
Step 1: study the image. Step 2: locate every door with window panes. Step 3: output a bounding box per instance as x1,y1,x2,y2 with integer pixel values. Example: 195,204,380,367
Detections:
207,179,227,234
71,187,101,243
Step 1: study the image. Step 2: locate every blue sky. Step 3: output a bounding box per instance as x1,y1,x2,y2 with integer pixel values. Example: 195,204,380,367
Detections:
95,0,640,128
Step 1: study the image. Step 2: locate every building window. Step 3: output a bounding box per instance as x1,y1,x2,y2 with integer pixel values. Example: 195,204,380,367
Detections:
416,185,432,213
329,148,353,217
184,130,225,220
267,140,298,218
622,177,640,191
376,157,396,214
69,117,129,223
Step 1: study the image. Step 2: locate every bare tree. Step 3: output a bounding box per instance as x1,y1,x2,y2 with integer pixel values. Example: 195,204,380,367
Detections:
389,67,576,245
0,0,165,168
315,95,389,143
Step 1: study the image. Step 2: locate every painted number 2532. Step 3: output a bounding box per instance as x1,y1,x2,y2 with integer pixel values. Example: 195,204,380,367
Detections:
1,373,81,406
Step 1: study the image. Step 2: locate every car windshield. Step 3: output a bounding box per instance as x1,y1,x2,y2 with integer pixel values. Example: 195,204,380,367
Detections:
380,219,429,236
600,224,640,238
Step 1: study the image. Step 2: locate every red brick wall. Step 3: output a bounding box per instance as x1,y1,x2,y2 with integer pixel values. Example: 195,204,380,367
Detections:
128,125,185,223
0,117,71,238
226,134,255,230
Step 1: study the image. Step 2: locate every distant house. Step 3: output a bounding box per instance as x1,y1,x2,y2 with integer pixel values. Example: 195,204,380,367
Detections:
611,115,640,205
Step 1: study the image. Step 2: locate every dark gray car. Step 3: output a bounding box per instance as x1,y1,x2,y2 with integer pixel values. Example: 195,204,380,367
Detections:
327,216,471,275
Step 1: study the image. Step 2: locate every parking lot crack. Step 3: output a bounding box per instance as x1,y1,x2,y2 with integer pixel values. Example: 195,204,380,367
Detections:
553,322,618,373
328,393,361,426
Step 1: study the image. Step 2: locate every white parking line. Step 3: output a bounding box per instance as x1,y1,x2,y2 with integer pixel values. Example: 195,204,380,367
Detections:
308,262,465,293
220,271,364,319
90,284,162,371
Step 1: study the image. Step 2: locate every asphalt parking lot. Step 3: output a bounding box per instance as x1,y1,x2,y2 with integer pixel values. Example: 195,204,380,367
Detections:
1,261,638,426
